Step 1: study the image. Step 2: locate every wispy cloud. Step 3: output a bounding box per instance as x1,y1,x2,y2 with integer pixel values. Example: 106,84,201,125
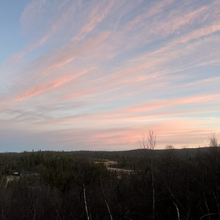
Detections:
124,0,175,31
20,0,46,34
14,71,87,101
4,52,25,66
110,93,220,115
1,0,220,151
72,0,114,42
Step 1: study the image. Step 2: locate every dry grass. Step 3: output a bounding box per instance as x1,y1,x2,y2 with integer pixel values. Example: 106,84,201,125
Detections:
94,160,133,174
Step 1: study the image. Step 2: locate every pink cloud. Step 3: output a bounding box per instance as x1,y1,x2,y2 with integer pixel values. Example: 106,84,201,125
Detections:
25,33,51,52
2,0,220,152
26,1,77,51
144,20,220,60
14,71,86,101
5,1,77,67
20,32,109,84
41,32,109,72
89,58,167,92
49,61,219,107
4,51,25,66
38,103,219,128
113,93,220,114
43,120,219,149
72,0,114,42
162,6,208,34
20,0,46,33
113,1,211,53
58,0,70,10
23,2,79,53
124,0,174,32
123,23,220,80
3,0,82,69
180,22,220,43
60,90,93,101
186,76,220,87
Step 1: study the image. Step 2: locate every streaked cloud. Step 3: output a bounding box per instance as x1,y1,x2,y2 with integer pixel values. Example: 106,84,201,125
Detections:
0,0,220,151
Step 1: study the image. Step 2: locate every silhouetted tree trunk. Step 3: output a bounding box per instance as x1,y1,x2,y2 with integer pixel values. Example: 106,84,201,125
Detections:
167,186,183,220
100,179,113,220
212,190,220,220
83,183,90,220
140,130,156,220
203,191,211,220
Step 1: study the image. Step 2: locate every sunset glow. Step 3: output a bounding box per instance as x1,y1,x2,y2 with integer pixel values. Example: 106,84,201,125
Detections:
1,0,220,151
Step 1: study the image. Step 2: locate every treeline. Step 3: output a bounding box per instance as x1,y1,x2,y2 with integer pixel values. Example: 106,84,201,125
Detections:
0,147,220,219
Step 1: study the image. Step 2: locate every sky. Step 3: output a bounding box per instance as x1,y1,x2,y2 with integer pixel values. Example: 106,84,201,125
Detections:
0,0,220,152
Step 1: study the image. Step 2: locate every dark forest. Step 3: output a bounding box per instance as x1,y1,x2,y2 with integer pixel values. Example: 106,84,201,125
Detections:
0,140,220,220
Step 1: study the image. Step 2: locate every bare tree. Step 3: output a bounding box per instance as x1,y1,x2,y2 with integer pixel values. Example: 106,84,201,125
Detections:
140,130,156,151
140,130,156,220
165,145,174,150
209,133,218,147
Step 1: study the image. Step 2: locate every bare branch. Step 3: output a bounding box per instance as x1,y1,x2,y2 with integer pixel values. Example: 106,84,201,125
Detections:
199,213,218,220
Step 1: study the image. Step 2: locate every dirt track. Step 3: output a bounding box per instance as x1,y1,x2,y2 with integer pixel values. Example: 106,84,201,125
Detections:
94,160,133,173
